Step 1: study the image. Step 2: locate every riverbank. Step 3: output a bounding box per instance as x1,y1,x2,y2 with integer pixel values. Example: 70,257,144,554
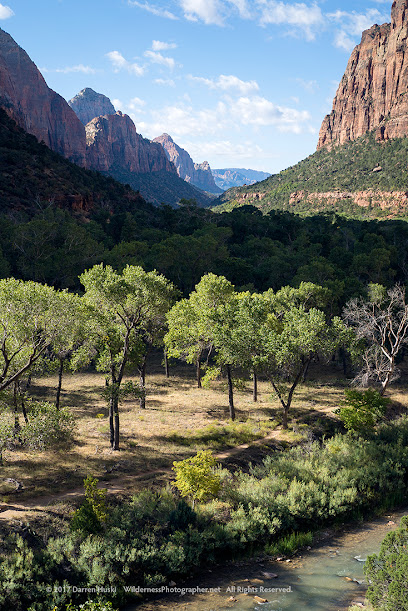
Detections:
125,508,407,611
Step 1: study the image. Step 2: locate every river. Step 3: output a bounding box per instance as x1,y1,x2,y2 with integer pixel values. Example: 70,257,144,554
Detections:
124,507,407,611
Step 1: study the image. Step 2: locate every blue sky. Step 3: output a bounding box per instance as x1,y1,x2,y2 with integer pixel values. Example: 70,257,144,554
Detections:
0,0,392,172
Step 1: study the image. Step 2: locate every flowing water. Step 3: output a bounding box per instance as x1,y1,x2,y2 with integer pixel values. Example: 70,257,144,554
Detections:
125,508,407,611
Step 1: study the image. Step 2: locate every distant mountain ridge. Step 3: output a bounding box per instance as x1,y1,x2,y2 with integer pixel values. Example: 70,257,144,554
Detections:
212,168,271,190
0,30,211,208
153,133,222,194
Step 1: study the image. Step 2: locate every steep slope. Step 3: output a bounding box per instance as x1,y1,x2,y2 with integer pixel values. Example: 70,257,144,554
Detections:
318,0,408,149
67,90,212,207
68,88,116,125
0,28,86,166
213,132,408,219
153,133,222,194
0,108,150,215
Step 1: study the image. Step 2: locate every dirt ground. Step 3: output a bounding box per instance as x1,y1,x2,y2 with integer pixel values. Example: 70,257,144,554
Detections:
0,357,406,522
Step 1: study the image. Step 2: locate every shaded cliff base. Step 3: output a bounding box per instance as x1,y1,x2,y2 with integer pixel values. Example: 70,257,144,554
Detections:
107,165,215,207
214,131,408,220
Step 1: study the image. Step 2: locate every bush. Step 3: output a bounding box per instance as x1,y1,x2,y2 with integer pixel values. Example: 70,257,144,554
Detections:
172,450,221,507
335,389,389,431
365,515,408,610
21,401,75,449
71,477,107,535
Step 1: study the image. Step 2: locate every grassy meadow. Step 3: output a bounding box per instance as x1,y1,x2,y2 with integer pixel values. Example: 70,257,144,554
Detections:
1,354,400,503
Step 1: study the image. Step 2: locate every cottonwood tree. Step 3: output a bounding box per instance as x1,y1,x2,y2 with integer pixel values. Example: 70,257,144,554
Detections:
0,278,69,393
165,273,235,390
343,283,408,394
80,264,175,450
258,284,345,429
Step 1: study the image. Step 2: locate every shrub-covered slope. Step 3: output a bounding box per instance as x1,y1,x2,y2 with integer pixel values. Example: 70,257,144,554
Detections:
214,133,408,219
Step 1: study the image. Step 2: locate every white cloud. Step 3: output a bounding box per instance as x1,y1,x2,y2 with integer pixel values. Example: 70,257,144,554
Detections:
144,50,175,70
55,64,97,74
128,97,146,109
136,93,311,141
128,1,178,20
179,0,225,25
229,95,311,131
112,98,123,111
189,74,259,95
333,29,355,52
152,40,177,51
328,8,388,51
226,0,252,19
154,78,176,86
105,51,145,76
183,139,264,162
0,4,13,19
295,78,319,93
257,1,324,41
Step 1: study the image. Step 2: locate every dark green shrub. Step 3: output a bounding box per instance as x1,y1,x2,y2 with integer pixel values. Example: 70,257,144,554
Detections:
365,515,408,610
168,500,197,530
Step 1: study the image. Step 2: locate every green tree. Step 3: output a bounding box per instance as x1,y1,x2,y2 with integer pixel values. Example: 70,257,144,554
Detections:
365,515,408,610
165,273,235,390
172,450,221,508
80,264,175,450
259,284,345,429
0,278,70,393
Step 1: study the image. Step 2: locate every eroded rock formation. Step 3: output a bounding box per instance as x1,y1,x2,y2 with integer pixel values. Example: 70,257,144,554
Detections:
318,0,408,149
0,28,86,165
153,133,222,193
68,88,116,125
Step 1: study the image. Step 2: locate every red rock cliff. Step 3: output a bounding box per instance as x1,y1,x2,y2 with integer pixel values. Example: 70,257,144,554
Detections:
317,0,408,149
0,28,86,166
153,133,222,193
85,113,177,174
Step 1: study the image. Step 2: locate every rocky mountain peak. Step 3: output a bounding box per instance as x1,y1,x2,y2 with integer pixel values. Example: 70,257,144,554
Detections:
0,27,86,165
153,134,222,194
68,88,116,125
317,0,408,149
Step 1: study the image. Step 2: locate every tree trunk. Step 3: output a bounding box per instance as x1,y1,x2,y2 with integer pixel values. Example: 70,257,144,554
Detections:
21,394,29,424
253,371,258,402
13,381,20,436
139,360,146,409
282,405,289,429
164,348,170,378
226,364,235,421
109,394,115,448
113,394,120,450
55,357,64,410
196,357,202,388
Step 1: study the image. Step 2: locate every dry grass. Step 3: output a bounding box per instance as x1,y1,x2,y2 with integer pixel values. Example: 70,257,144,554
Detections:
1,358,407,501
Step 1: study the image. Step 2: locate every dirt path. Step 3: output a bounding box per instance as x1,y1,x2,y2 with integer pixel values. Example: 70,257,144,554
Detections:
0,429,288,521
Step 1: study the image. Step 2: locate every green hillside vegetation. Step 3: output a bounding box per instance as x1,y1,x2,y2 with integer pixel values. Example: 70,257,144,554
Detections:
215,132,408,218
107,166,214,207
0,109,151,215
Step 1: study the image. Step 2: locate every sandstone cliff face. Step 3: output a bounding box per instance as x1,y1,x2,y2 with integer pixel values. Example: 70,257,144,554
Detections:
0,28,86,165
86,113,177,175
318,0,408,149
153,133,222,193
68,88,116,125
